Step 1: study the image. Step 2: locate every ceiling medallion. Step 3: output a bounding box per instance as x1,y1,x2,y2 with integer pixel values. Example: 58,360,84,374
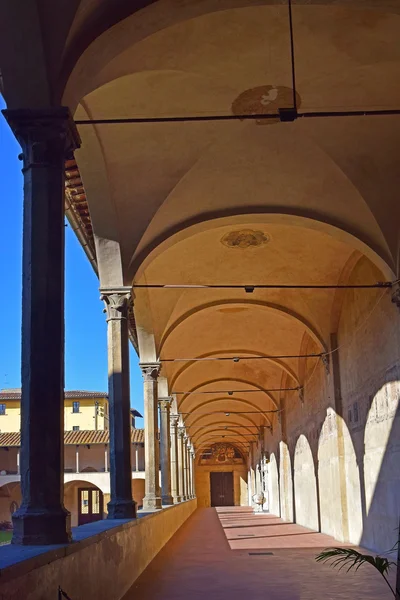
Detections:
231,85,301,124
221,229,269,249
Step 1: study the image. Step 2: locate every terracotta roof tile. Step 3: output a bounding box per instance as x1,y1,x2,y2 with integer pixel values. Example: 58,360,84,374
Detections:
0,429,144,447
0,390,108,400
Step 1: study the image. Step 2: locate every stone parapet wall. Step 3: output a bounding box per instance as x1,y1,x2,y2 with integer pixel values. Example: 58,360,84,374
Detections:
0,499,197,600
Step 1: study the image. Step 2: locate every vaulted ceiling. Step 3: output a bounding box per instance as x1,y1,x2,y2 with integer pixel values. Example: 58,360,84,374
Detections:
1,0,399,454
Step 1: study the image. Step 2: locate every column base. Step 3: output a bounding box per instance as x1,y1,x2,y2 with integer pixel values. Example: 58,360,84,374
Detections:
12,507,71,545
173,495,183,504
162,494,174,505
143,495,162,510
107,499,137,519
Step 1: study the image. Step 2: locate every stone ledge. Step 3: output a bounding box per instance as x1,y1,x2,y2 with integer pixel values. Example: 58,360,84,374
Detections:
0,499,196,589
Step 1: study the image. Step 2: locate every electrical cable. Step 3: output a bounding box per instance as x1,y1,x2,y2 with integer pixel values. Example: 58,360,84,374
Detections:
132,282,392,290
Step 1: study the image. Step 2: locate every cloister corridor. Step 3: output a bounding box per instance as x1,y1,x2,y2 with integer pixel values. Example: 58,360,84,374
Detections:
125,507,393,600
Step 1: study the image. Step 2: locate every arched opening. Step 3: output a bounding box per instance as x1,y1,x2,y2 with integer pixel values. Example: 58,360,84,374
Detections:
64,480,105,528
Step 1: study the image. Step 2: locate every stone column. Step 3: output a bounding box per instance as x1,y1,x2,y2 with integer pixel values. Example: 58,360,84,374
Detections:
135,445,139,472
170,414,181,503
183,434,189,500
75,446,80,474
101,289,136,519
191,449,196,497
16,449,20,476
185,437,191,499
187,444,193,498
3,107,80,545
159,398,173,505
104,444,108,473
141,363,162,510
177,427,186,501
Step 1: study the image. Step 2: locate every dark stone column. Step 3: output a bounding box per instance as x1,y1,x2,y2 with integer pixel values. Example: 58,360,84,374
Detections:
159,398,173,505
2,107,80,544
101,289,136,519
141,363,162,510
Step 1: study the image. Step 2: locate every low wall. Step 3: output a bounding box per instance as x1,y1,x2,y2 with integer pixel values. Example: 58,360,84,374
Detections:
0,499,197,600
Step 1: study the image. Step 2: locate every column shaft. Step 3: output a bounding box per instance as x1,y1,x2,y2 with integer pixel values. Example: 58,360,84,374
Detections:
3,107,80,545
170,415,181,503
76,446,80,474
177,428,186,501
185,440,191,499
101,289,136,519
141,364,162,510
159,399,173,505
135,445,139,472
104,444,108,473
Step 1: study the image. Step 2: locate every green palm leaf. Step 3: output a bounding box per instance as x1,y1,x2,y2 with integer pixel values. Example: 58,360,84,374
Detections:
315,547,396,597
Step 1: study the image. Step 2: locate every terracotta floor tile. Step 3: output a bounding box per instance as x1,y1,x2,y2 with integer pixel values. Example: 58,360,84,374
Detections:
123,507,394,600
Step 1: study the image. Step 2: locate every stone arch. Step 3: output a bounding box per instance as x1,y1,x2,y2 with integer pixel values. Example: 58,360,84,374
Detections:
130,212,394,285
178,377,279,412
159,300,327,356
0,481,21,526
169,349,299,390
183,396,273,425
64,479,105,527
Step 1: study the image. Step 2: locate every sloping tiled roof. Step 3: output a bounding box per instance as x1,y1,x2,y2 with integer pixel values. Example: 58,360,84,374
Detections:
0,390,108,400
0,429,144,447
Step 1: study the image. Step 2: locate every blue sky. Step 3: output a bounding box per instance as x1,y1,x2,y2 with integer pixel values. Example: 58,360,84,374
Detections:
0,97,144,425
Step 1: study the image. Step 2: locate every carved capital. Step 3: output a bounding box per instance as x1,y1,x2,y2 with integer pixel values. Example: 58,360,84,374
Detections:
3,107,80,169
140,362,161,381
159,397,172,412
100,287,131,322
177,426,185,439
170,413,180,429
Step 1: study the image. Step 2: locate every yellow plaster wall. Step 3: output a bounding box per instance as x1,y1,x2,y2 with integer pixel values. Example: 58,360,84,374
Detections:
64,398,109,431
195,464,248,508
0,402,20,433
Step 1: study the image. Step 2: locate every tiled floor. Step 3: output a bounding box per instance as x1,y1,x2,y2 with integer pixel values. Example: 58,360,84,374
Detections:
123,507,394,600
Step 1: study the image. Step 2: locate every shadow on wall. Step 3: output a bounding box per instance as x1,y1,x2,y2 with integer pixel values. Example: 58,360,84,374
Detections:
269,371,400,553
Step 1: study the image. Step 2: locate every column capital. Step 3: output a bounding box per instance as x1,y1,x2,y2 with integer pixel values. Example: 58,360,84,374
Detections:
2,107,80,167
100,287,132,322
159,397,172,411
140,362,161,381
177,426,186,438
170,413,180,427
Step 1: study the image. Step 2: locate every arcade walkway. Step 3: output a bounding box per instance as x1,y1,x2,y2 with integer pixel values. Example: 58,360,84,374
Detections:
124,507,393,600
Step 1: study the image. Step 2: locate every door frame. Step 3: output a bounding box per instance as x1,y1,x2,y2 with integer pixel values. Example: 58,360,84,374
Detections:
210,471,234,507
77,487,104,526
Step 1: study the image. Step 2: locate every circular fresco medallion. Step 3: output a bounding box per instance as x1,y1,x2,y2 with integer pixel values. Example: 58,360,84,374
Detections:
221,229,269,249
231,85,301,124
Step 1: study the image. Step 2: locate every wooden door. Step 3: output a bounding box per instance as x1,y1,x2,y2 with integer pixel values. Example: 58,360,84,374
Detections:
78,488,103,526
210,472,234,506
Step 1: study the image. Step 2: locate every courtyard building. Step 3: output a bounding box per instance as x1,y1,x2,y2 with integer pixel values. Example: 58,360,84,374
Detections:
0,1,399,599
0,390,145,527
